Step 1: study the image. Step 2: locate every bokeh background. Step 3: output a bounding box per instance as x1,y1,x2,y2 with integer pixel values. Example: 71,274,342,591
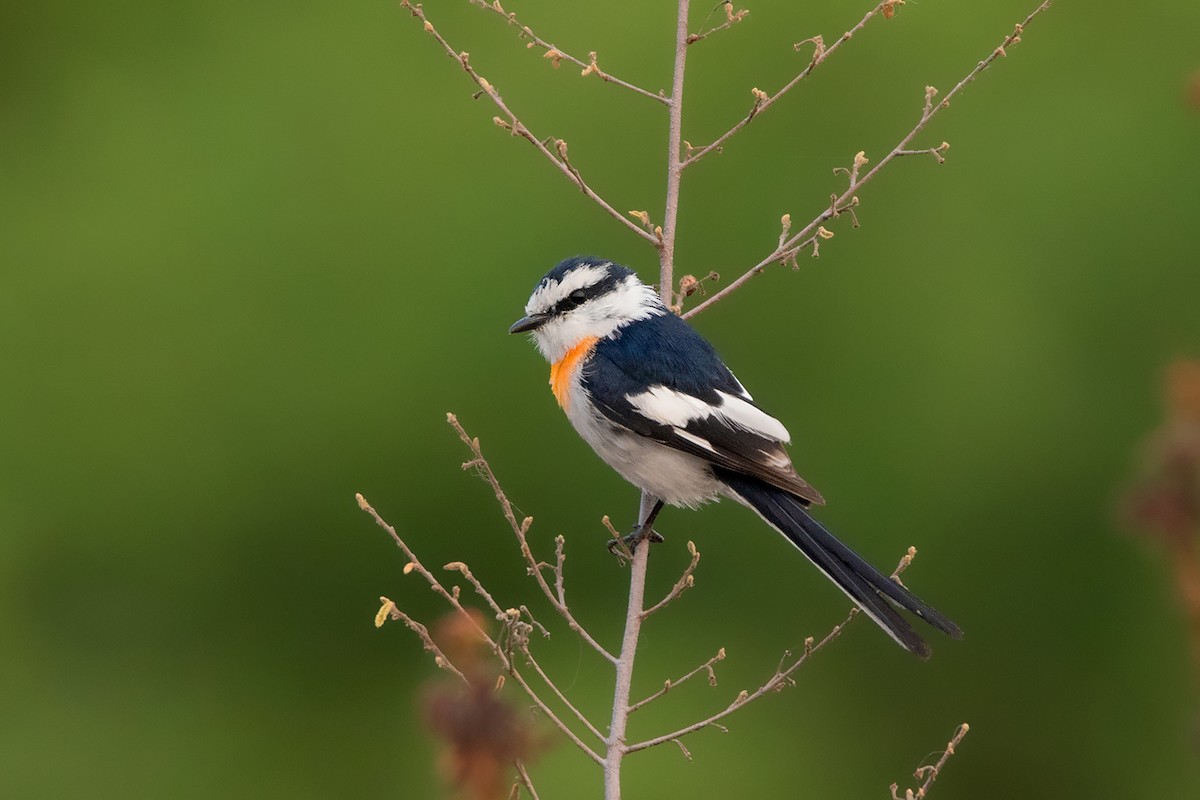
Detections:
3,1,1199,797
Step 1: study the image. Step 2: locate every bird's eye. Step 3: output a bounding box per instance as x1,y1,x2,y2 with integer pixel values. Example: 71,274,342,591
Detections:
566,289,588,306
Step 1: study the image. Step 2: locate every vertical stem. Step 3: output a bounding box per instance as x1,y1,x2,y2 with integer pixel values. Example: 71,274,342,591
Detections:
603,492,658,800
606,5,690,798
659,0,691,298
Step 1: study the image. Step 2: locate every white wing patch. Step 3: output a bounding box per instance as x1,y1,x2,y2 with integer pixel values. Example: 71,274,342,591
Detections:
625,385,791,443
713,390,790,441
674,428,717,452
729,374,753,401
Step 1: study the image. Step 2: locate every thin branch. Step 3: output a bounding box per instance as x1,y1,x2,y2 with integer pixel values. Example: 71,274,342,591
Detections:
626,605,859,753
670,270,721,314
627,548,919,753
891,723,971,800
682,0,895,168
399,1,658,246
642,539,701,617
498,628,604,764
359,492,473,615
447,413,617,664
518,605,550,639
896,141,951,164
468,0,668,104
601,514,635,565
628,647,726,714
518,642,606,742
445,560,508,618
553,535,568,607
686,2,749,45
513,760,541,800
684,0,1053,318
376,597,468,682
358,492,604,765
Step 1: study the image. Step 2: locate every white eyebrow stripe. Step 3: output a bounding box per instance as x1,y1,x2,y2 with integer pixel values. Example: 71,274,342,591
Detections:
625,386,791,443
525,262,612,314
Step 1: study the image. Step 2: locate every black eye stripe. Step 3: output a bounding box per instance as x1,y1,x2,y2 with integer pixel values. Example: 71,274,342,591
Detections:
553,272,623,314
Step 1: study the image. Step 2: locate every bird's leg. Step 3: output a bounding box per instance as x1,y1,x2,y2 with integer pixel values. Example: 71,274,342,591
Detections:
608,499,665,555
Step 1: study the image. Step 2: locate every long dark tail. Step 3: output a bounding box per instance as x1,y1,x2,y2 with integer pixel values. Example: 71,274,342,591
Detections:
716,469,963,658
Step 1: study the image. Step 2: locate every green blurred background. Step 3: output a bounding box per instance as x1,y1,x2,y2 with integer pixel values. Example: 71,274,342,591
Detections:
3,0,1199,797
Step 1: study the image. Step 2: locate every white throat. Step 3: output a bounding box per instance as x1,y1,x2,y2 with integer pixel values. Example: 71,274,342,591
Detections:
529,273,665,363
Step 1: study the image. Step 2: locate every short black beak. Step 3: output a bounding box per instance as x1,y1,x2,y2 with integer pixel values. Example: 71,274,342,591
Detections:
509,314,549,334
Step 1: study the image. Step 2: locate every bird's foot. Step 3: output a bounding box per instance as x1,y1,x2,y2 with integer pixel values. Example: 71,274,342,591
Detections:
607,524,664,558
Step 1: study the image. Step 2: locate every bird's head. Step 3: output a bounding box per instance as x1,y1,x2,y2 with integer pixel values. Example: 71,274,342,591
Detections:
509,257,666,363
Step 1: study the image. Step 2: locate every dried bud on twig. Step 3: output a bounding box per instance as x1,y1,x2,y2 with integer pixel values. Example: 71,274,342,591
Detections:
793,35,825,61
581,51,601,78
882,0,906,20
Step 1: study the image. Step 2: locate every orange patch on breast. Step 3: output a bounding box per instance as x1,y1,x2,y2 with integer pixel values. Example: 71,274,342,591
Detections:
550,336,599,410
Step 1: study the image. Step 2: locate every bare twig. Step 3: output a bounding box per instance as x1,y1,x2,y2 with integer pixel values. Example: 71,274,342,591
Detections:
376,597,468,682
518,605,550,639
517,642,606,742
626,548,918,753
628,647,726,714
890,723,971,800
358,492,604,765
897,139,951,163
682,0,896,168
601,514,635,565
513,760,541,800
642,540,701,616
626,605,859,752
400,1,658,245
684,0,1053,318
686,2,749,45
447,413,617,664
445,560,508,618
552,535,568,607
468,0,668,104
671,270,721,314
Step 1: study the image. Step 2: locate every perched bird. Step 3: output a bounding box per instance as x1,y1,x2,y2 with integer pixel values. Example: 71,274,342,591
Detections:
510,256,962,657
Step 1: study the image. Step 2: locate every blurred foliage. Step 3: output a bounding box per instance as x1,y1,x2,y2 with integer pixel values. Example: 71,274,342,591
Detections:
2,0,1200,797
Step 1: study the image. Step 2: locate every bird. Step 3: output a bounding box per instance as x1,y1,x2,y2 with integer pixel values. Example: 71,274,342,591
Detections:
509,256,962,658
